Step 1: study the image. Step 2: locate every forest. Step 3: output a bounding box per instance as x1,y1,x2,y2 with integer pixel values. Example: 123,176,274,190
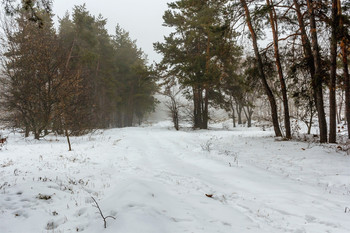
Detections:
155,0,350,144
0,1,158,146
0,1,350,233
0,0,350,144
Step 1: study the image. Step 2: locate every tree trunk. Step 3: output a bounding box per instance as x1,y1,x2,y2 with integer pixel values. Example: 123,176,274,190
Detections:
248,111,253,128
25,125,30,138
294,0,319,123
171,96,179,130
193,86,201,128
236,102,243,125
340,35,350,139
34,130,40,140
243,106,253,128
307,115,313,135
307,0,328,143
65,128,72,151
192,85,208,129
329,0,338,143
266,0,291,139
337,90,344,124
308,102,315,135
338,0,350,139
240,0,282,137
203,87,209,129
174,111,179,130
230,98,236,127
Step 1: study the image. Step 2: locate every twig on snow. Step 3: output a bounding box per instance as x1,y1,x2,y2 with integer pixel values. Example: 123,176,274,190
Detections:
91,197,116,228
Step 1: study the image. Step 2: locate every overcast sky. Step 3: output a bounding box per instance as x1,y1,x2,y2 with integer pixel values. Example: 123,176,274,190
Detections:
52,0,172,63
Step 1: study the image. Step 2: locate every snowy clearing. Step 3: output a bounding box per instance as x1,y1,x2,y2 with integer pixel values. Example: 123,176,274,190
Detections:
0,122,349,233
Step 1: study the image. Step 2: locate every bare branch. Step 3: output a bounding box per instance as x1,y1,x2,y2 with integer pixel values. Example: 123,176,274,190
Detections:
91,197,116,228
260,33,301,53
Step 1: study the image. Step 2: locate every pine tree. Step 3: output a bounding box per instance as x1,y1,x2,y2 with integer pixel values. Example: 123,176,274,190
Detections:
155,0,240,129
2,10,61,139
113,25,158,127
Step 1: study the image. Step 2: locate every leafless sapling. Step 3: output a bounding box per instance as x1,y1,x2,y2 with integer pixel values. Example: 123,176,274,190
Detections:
91,197,116,228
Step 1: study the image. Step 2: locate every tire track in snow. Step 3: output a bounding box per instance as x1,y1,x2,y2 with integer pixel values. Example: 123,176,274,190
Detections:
109,128,350,233
110,129,275,232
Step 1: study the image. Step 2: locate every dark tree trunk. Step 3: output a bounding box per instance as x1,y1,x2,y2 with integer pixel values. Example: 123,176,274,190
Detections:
236,102,243,125
230,98,236,127
307,106,314,135
247,117,252,127
243,106,253,128
338,0,350,139
65,128,72,151
340,35,350,139
174,111,179,130
34,130,40,140
294,0,318,104
240,0,282,137
25,125,30,138
192,85,208,129
266,0,291,139
343,46,350,139
329,0,338,143
307,118,312,135
301,109,314,135
307,0,328,143
170,96,179,130
193,86,201,128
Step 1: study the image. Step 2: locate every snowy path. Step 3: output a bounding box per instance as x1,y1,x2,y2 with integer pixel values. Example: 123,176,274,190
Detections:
0,124,349,232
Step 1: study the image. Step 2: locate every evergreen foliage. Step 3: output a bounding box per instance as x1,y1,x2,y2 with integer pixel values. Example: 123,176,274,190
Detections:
155,0,242,129
0,3,158,143
1,0,350,143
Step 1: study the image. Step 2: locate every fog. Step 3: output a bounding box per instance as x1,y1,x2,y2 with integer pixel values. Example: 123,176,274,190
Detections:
53,0,172,63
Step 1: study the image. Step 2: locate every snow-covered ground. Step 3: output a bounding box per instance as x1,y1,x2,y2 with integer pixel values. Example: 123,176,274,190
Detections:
0,121,349,233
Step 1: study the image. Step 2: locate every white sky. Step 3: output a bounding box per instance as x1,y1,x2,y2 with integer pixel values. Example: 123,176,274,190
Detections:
52,0,172,64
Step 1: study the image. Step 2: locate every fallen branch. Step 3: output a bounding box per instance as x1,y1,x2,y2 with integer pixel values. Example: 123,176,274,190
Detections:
91,197,116,228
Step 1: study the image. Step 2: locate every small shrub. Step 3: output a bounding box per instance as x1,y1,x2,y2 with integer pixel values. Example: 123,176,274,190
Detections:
37,193,52,200
201,139,213,152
